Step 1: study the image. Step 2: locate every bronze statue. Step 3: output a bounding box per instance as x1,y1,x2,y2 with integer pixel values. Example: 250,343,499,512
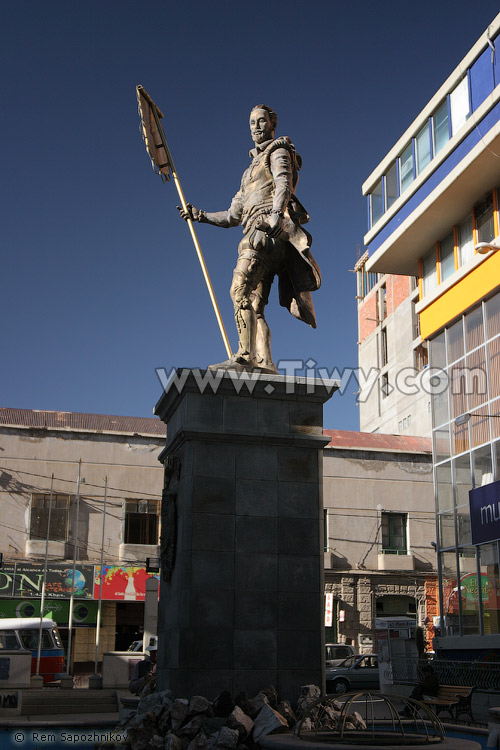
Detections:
178,105,321,373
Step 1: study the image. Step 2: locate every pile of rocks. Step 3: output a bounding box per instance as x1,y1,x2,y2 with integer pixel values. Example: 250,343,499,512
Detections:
105,684,339,750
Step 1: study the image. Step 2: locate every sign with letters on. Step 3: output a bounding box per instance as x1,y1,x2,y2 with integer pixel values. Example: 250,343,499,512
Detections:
470,479,500,545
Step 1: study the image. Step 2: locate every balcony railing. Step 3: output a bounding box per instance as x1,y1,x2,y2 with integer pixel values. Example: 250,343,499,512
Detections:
391,656,500,692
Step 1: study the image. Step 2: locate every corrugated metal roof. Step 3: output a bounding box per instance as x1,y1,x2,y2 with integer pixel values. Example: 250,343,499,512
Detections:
324,429,431,454
0,408,166,437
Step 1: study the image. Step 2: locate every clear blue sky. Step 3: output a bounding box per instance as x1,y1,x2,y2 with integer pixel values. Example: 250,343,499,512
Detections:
2,1,499,431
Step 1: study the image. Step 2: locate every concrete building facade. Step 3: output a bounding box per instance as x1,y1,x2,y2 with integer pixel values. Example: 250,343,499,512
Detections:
0,408,438,670
356,261,432,438
323,430,436,652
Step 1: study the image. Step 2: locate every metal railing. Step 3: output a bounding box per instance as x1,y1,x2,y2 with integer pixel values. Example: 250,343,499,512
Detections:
391,656,500,692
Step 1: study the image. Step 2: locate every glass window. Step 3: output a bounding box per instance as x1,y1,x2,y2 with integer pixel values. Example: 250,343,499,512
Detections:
447,319,465,364
441,551,459,635
18,630,53,650
450,77,470,135
456,505,471,546
381,512,407,554
371,180,384,226
433,100,450,154
470,406,491,448
124,500,159,545
30,494,70,542
467,346,487,412
416,122,431,174
454,454,472,508
434,425,451,463
439,231,455,282
465,305,484,352
486,293,500,340
386,163,398,209
400,143,414,193
433,390,450,431
458,214,474,266
472,445,493,488
0,631,19,650
422,248,437,297
429,331,446,370
450,360,467,422
479,543,500,635
459,548,480,635
436,462,453,512
381,372,390,398
488,338,500,400
380,327,388,366
475,194,495,244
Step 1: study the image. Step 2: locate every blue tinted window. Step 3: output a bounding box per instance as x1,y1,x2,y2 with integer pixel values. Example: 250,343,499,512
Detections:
433,100,449,154
371,180,384,226
400,143,414,193
385,163,398,209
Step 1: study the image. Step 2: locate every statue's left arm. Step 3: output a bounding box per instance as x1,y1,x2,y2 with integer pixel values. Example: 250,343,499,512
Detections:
261,147,293,238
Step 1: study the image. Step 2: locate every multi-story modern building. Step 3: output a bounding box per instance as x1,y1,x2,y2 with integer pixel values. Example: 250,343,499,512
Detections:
0,408,438,667
362,13,500,658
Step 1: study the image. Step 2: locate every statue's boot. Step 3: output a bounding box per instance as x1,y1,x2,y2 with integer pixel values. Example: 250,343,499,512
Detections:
255,315,277,374
208,307,258,372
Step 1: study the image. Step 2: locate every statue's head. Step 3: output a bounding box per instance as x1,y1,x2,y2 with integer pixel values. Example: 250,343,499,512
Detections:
249,104,277,145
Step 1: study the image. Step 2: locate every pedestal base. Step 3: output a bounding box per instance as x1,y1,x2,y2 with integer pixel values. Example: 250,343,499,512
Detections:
154,370,338,700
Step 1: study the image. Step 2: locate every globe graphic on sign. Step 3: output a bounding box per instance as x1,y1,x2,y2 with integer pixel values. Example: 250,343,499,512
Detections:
62,568,86,594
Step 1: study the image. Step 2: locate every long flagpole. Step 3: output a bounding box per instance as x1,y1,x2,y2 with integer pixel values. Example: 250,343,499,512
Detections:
94,477,107,676
137,86,232,359
36,472,54,676
66,459,81,675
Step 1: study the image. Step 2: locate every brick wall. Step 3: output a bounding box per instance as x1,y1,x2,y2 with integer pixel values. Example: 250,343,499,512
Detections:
387,275,410,316
358,292,378,343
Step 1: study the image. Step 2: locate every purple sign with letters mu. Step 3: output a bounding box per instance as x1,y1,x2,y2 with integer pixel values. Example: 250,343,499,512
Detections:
470,479,500,545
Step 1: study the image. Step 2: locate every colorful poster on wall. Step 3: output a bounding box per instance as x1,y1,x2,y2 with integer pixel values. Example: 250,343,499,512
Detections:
94,566,159,601
0,563,94,599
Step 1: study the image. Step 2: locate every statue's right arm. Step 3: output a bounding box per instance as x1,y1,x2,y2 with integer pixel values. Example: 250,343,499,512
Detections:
177,186,243,228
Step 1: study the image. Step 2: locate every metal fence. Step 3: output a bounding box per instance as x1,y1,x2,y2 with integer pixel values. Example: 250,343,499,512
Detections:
391,656,500,692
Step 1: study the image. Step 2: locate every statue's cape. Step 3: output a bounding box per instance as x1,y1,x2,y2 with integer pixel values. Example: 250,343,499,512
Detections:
262,138,321,328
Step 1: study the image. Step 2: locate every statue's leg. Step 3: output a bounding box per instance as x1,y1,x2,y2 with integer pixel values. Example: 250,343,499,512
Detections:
252,276,277,373
230,258,257,364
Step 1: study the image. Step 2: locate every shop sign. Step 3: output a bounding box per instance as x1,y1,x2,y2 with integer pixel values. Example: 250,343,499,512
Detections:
94,566,159,601
324,593,333,627
0,598,97,626
0,563,94,599
470,480,500,545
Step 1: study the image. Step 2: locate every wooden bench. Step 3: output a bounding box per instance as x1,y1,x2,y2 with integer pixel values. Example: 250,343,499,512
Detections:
421,685,476,723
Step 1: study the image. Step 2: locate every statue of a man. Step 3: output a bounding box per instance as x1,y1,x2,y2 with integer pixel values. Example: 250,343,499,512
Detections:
179,104,321,373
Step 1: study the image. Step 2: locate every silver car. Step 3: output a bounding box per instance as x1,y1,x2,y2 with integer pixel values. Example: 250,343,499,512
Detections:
325,653,380,695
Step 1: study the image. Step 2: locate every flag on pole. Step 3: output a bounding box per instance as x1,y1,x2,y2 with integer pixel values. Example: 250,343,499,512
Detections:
136,85,171,182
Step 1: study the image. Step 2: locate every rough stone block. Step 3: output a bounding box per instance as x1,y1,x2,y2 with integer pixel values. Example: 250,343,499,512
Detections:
217,726,239,749
252,704,288,741
226,705,254,739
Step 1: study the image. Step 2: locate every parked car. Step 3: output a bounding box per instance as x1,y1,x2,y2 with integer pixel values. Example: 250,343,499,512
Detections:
127,640,143,652
325,642,355,667
325,653,380,694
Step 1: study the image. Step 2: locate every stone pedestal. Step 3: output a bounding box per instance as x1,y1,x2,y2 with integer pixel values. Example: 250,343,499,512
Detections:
154,370,337,700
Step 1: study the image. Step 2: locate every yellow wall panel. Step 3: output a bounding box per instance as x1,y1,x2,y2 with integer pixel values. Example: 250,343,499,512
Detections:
420,252,500,339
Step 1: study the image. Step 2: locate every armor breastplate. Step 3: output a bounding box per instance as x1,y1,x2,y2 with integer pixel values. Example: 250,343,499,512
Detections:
240,152,275,229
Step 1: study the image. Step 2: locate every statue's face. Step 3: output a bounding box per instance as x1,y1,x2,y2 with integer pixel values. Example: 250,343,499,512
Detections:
249,109,274,145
